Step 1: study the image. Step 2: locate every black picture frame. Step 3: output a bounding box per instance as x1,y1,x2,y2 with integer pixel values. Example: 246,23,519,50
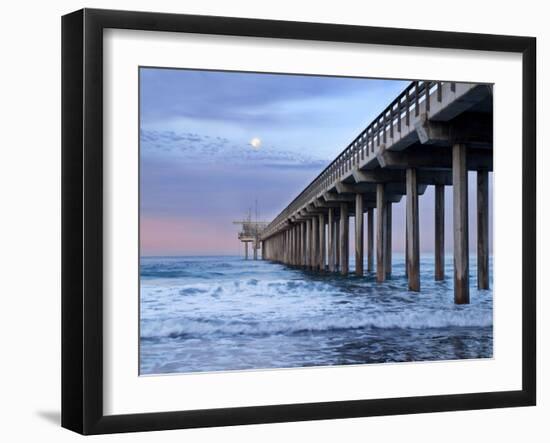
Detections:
61,8,536,435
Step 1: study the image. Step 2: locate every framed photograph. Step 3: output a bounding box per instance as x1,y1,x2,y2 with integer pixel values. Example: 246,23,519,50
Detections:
61,8,536,435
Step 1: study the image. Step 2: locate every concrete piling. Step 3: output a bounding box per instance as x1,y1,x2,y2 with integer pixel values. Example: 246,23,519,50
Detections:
477,170,489,290
453,143,470,304
340,203,349,275
376,184,386,282
328,208,335,272
355,194,364,276
319,214,326,271
406,168,420,291
435,184,445,280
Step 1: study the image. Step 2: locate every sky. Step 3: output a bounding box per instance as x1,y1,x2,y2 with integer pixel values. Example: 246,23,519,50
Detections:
139,68,492,256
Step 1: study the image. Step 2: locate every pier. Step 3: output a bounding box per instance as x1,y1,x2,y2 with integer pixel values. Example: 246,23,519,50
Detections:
260,81,492,304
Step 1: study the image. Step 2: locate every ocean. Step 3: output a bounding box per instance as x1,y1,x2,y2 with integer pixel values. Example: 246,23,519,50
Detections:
139,255,493,375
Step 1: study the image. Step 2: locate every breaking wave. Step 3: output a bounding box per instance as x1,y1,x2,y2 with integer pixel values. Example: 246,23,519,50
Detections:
141,310,492,339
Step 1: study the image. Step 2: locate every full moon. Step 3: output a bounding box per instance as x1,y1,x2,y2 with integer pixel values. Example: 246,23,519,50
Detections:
250,137,262,149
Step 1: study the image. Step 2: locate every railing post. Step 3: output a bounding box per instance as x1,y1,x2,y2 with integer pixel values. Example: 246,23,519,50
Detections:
389,108,394,139
415,81,420,116
397,102,401,133
425,81,431,113
406,88,410,126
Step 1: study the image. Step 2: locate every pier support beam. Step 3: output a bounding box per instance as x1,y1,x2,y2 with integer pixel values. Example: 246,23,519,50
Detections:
253,241,258,260
281,232,285,264
294,224,300,266
319,214,326,271
288,231,294,265
477,170,489,289
340,203,349,275
312,217,319,271
435,184,445,280
406,168,420,291
290,227,295,265
294,226,298,265
286,229,290,265
282,234,285,263
299,222,306,266
405,216,408,278
355,194,364,276
288,230,291,264
328,208,335,272
244,241,249,260
281,234,284,262
453,143,470,304
367,208,374,272
302,222,306,266
306,219,312,269
376,184,386,282
385,202,392,277
334,215,340,271
289,229,294,265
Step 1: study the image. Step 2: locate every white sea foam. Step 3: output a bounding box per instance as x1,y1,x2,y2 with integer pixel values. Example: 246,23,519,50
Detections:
139,255,493,374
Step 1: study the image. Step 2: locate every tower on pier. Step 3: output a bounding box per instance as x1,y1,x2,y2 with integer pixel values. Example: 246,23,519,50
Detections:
233,205,268,260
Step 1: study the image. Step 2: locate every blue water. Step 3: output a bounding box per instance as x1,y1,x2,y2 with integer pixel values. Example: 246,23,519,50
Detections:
140,255,493,375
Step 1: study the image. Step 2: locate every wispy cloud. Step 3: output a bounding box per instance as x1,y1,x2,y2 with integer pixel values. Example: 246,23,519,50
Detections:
140,129,329,168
